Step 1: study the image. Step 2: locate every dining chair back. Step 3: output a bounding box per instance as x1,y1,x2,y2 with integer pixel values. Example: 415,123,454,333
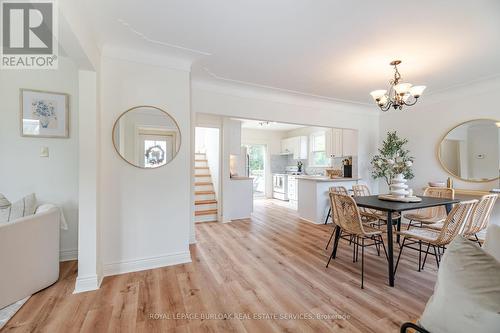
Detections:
418,187,455,221
462,194,498,238
352,184,371,197
329,186,349,195
330,193,366,236
435,199,477,245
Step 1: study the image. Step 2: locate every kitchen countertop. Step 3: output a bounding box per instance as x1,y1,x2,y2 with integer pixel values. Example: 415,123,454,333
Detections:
295,175,361,182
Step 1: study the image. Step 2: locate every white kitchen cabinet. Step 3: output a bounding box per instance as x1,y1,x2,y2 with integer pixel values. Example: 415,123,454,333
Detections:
342,129,358,157
326,128,358,158
287,176,298,201
281,136,308,159
330,128,343,158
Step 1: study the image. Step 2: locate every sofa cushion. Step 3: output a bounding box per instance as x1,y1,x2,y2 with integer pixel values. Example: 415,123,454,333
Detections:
0,194,37,223
483,224,500,262
419,236,500,333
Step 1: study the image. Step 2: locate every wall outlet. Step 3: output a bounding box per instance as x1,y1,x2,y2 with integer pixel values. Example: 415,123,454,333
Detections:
40,147,49,157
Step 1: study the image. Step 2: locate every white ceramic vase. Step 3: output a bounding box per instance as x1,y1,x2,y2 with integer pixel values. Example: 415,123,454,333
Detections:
390,174,409,198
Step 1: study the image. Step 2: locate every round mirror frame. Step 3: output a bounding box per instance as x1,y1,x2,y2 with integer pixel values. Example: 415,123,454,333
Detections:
112,105,182,169
437,118,500,183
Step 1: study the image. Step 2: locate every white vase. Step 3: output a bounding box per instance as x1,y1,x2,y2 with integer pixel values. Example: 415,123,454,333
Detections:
390,173,409,198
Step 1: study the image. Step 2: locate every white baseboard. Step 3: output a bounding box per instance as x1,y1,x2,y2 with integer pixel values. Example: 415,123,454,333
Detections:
73,274,102,294
103,251,192,277
60,248,78,262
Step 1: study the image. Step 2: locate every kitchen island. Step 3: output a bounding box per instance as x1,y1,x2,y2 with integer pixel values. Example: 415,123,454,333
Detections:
296,176,360,224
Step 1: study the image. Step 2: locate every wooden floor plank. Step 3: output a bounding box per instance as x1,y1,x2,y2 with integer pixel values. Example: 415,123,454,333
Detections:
2,199,437,333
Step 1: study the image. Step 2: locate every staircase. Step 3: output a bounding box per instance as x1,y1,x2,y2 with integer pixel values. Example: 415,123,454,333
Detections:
194,153,218,222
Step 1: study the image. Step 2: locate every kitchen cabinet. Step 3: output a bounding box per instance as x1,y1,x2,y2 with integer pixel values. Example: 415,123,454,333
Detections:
281,136,307,159
342,129,358,157
327,128,358,158
288,175,298,201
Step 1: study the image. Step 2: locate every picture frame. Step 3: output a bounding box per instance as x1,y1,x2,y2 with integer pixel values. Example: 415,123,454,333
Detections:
20,89,69,138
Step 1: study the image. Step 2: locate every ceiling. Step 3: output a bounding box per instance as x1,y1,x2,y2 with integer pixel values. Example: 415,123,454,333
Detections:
238,119,306,131
83,0,500,104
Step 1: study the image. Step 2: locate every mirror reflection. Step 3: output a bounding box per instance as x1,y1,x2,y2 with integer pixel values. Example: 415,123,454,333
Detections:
113,106,181,168
439,119,500,182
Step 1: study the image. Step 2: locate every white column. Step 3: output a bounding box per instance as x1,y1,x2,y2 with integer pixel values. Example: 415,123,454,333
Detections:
74,70,102,293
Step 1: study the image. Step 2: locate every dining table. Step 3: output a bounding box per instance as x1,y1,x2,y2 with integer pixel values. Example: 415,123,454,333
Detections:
333,195,460,287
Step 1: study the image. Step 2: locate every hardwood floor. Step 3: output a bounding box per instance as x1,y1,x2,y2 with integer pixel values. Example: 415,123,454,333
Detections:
2,199,437,332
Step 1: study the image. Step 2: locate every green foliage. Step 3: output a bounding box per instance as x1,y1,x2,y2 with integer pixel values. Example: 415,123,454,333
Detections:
371,131,414,186
247,145,264,171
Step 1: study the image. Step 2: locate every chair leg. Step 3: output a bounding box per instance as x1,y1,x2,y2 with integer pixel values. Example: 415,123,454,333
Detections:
474,234,482,247
418,240,422,272
407,220,413,230
432,245,440,268
361,238,365,289
325,225,336,250
421,243,431,270
394,237,406,275
379,235,389,261
324,208,331,225
374,236,381,256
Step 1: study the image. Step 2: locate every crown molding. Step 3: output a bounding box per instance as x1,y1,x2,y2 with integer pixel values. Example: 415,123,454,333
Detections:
192,77,379,118
202,67,373,107
102,44,193,72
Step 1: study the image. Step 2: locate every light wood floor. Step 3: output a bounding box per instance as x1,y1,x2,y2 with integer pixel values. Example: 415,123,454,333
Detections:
2,199,437,332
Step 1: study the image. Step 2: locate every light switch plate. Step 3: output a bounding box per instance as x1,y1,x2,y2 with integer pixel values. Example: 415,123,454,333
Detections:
40,147,49,157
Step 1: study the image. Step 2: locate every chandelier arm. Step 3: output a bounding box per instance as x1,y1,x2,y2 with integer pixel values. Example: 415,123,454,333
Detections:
403,98,418,106
379,101,392,112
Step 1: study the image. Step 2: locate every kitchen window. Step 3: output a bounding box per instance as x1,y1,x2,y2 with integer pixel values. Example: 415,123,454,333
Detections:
310,131,328,166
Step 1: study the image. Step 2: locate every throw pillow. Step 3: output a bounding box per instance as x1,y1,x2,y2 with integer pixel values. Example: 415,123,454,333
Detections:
0,194,11,223
0,193,37,222
418,236,500,333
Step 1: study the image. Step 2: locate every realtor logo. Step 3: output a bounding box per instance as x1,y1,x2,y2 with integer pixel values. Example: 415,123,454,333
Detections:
1,0,58,69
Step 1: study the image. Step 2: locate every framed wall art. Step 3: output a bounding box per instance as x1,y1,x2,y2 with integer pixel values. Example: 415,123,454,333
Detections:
20,89,69,138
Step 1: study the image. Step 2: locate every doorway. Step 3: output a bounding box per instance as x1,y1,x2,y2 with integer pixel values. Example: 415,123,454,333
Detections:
245,144,266,198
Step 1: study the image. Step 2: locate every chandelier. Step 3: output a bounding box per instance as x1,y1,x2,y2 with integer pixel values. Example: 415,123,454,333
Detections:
370,60,426,111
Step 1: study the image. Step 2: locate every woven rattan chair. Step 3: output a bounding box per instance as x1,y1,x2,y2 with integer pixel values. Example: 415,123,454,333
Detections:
395,200,476,273
403,187,455,230
324,186,349,224
326,193,388,288
427,194,498,245
352,184,400,227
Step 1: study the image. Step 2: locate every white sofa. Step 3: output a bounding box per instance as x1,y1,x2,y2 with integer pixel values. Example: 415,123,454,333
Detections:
0,208,60,309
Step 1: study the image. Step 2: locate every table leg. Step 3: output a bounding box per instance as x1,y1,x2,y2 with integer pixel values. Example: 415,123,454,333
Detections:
386,211,395,287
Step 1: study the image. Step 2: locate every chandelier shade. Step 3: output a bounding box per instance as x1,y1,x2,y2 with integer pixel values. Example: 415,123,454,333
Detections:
370,60,426,111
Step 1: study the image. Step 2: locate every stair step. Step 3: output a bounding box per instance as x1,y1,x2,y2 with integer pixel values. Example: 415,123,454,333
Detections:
195,174,211,177
195,190,215,195
195,182,213,186
195,214,218,223
195,209,218,216
195,167,209,169
195,199,217,205
195,159,208,162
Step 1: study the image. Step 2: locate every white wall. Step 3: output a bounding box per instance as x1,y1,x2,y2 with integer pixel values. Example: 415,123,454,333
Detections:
379,77,500,224
192,81,380,192
0,57,79,261
241,128,285,197
99,54,192,275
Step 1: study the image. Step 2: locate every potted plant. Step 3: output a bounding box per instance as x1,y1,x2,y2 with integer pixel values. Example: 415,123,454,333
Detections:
371,131,414,187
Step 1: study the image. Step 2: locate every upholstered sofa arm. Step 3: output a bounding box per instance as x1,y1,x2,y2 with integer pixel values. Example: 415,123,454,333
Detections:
0,208,60,309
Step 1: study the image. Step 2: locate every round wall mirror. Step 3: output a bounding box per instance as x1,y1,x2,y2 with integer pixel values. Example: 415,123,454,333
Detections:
438,119,500,182
112,106,181,169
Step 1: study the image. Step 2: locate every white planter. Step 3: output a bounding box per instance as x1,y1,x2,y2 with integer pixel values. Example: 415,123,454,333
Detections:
390,174,409,198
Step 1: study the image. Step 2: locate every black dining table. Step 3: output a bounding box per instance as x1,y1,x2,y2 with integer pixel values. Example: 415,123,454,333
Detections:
342,195,460,287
